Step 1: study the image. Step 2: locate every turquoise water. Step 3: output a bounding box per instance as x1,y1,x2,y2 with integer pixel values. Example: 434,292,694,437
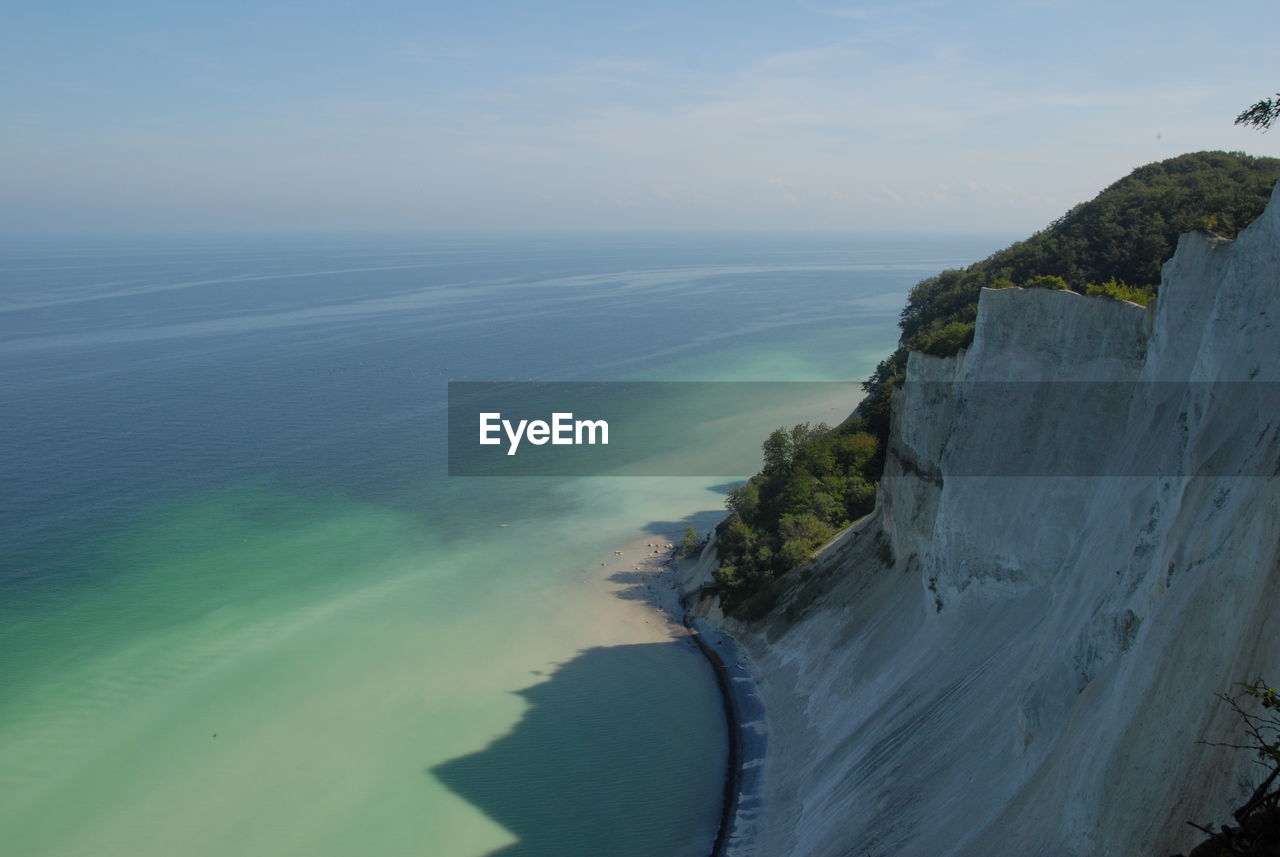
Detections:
0,232,1007,856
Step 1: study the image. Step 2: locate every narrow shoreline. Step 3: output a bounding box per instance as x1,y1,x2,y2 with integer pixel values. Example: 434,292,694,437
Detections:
681,601,742,857
601,534,760,857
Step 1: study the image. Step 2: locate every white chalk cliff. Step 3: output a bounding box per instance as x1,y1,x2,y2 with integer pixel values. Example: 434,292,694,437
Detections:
687,183,1280,856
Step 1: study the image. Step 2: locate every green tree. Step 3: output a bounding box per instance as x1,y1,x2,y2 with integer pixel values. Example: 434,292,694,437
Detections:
681,522,701,555
761,428,794,473
726,481,760,523
719,520,756,559
914,320,976,357
1084,277,1155,306
1182,680,1280,854
1024,274,1069,290
1236,93,1280,131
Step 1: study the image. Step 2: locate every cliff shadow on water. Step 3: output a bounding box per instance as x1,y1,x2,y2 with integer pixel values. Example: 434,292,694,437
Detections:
640,511,729,540
430,642,725,857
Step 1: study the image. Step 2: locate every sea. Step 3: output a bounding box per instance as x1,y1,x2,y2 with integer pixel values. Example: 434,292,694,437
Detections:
0,231,1009,857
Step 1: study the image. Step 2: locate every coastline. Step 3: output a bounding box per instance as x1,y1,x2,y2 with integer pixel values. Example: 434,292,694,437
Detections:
601,533,763,857
680,601,766,857
681,606,741,857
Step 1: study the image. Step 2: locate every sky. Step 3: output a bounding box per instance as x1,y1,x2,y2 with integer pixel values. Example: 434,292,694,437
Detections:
2,0,1279,233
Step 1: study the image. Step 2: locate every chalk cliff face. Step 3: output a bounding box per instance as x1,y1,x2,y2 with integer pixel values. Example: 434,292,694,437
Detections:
695,184,1280,857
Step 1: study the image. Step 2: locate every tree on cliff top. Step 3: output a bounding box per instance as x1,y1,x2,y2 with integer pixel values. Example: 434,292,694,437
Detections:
1237,93,1280,131
857,151,1280,437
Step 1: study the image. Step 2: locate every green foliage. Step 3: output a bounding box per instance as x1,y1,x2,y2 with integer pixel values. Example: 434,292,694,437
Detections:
858,151,1279,409
889,151,1280,369
1023,274,1069,290
1239,679,1280,767
1084,277,1156,306
681,522,701,555
1185,680,1280,852
778,512,835,561
913,320,976,357
714,421,880,617
1236,93,1280,131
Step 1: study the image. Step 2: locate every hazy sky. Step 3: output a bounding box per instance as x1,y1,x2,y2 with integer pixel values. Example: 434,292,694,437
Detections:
3,0,1278,233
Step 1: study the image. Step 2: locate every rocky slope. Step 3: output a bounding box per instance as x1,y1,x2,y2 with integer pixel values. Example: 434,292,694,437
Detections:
682,183,1280,857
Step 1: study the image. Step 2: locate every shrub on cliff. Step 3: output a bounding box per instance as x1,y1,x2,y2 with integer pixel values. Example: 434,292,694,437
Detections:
681,522,702,555
715,420,879,617
1024,274,1069,290
913,320,976,357
1085,277,1156,306
892,151,1280,365
1176,681,1280,856
861,151,1279,430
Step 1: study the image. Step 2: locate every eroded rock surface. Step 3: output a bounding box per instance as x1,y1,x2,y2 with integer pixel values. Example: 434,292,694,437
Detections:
697,184,1280,857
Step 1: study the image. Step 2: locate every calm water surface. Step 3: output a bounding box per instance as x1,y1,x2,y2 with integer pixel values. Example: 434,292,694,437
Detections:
0,231,1009,857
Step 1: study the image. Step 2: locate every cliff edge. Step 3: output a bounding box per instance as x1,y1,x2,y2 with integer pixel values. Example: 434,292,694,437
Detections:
688,182,1280,857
